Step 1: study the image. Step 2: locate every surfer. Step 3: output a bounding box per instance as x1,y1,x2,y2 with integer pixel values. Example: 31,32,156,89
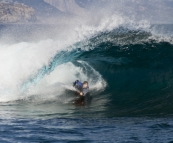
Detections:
73,80,92,106
73,80,89,98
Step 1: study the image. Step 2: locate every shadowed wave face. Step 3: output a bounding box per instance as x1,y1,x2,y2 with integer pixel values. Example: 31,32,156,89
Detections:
70,26,173,117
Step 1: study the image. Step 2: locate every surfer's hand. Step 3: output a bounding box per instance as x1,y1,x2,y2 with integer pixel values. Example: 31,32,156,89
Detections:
80,92,83,96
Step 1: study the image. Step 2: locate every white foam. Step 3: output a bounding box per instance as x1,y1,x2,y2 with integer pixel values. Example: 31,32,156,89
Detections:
22,61,106,102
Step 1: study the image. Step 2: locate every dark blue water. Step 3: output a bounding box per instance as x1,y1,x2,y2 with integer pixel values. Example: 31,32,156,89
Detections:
1,117,173,142
0,24,173,142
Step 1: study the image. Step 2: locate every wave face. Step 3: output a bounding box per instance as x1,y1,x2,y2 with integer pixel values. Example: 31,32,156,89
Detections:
82,26,173,117
66,25,173,117
0,23,173,117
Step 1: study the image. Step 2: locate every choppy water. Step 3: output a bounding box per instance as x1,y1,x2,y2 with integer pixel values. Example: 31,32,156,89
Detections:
1,117,173,142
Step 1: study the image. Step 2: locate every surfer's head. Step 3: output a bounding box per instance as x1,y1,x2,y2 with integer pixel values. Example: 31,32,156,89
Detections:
83,81,88,88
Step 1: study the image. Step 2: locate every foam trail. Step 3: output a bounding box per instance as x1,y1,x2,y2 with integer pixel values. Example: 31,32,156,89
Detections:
23,61,106,103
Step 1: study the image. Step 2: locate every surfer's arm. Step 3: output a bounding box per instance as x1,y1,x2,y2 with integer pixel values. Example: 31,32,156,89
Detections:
76,87,89,96
75,90,83,96
80,87,89,96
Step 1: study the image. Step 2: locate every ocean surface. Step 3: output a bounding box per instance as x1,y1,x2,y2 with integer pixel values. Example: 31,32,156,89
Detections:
0,23,173,142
